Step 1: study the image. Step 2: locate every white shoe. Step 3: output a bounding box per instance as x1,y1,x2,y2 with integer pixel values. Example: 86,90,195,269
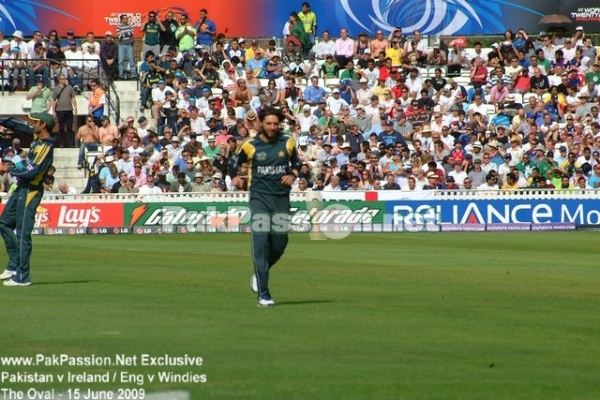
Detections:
0,270,16,280
258,298,275,307
251,274,258,293
3,279,31,287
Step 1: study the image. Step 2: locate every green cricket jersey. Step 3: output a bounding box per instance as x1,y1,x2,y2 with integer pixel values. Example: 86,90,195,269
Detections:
234,133,301,196
143,22,160,46
10,137,55,189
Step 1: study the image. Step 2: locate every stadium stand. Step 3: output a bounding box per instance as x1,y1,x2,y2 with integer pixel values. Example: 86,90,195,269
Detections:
0,10,599,196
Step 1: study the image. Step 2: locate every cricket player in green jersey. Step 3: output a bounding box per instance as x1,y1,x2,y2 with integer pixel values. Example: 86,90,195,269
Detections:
0,113,55,286
233,107,301,306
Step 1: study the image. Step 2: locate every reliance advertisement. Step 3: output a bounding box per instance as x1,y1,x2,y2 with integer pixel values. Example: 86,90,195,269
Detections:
2,0,596,38
386,199,598,227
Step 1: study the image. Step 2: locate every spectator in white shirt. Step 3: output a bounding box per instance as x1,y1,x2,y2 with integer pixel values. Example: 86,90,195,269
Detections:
314,30,336,59
326,89,349,116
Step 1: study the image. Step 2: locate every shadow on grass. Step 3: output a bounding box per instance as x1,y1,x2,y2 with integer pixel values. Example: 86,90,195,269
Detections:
276,300,334,306
35,280,97,285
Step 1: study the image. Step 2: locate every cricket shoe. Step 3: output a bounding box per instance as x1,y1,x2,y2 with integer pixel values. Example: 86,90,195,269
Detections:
251,274,258,293
3,279,31,287
0,270,16,280
258,297,275,307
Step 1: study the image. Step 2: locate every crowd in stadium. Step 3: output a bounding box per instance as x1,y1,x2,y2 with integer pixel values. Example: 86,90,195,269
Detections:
1,2,600,194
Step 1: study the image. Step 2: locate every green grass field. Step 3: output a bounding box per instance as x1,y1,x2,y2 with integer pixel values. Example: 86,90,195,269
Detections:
0,232,599,400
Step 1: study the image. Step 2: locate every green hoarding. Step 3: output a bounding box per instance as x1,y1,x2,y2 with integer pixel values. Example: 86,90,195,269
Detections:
124,201,386,233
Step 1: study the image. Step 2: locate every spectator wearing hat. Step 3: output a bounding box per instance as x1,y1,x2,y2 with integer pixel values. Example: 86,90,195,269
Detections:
150,80,175,123
378,119,407,149
81,41,101,86
243,39,263,63
203,135,221,159
466,156,485,185
338,78,355,103
178,50,196,77
447,39,466,76
209,171,225,192
165,135,183,160
354,77,374,106
100,162,121,192
326,89,348,116
100,31,118,81
351,32,368,59
60,30,81,52
352,106,372,135
296,104,318,133
190,171,209,192
316,140,334,166
423,172,445,189
59,41,83,93
9,30,29,65
336,142,353,165
516,150,545,179
4,43,24,92
571,26,585,47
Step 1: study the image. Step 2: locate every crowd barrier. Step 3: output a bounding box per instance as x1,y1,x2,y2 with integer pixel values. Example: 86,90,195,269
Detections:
8,190,599,236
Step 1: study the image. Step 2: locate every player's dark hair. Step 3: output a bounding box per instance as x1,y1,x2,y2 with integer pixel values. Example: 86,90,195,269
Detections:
258,107,284,122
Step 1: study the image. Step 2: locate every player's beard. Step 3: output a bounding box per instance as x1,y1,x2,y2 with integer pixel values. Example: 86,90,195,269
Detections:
260,128,279,143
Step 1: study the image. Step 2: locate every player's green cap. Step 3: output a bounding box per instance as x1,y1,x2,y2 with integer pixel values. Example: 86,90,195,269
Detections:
28,113,55,130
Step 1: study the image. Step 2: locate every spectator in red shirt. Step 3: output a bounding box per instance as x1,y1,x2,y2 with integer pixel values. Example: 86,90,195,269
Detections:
470,57,488,85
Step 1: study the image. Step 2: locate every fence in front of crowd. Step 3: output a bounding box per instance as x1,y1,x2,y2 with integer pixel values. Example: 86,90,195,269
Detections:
5,189,598,235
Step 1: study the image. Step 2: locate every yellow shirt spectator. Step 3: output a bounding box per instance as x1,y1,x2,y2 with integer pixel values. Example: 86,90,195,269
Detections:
386,43,404,65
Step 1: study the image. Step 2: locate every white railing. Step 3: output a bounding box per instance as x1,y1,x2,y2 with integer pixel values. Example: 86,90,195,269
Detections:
9,189,600,203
